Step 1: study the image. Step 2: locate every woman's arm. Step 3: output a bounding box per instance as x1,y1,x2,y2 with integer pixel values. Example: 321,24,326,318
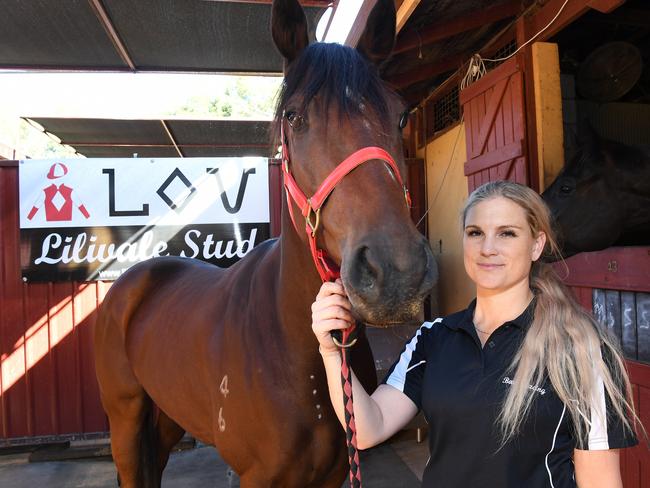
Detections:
574,449,622,488
313,280,418,449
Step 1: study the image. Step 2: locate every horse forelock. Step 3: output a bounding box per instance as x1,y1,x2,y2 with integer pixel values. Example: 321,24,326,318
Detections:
271,42,394,141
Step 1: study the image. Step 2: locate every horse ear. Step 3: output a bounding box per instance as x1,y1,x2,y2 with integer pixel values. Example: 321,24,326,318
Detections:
271,0,309,68
355,0,396,66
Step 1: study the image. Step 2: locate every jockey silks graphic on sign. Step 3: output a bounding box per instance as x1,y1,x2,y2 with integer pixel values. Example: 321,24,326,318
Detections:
19,158,270,281
27,162,91,222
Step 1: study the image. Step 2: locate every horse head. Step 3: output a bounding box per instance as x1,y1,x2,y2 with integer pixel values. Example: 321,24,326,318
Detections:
542,124,650,257
271,0,437,325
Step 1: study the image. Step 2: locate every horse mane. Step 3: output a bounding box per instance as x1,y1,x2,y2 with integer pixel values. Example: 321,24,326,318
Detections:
272,42,393,142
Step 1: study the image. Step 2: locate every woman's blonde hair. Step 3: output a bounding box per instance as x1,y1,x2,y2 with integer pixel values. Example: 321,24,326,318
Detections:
462,180,637,446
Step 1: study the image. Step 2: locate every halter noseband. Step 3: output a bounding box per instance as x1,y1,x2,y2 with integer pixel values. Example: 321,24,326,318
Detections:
280,113,412,283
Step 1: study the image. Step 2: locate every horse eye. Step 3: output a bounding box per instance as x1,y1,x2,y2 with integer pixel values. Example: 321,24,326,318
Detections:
560,185,572,194
399,111,409,130
286,111,306,131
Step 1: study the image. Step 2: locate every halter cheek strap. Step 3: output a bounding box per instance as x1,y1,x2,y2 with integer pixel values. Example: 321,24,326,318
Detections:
280,119,411,282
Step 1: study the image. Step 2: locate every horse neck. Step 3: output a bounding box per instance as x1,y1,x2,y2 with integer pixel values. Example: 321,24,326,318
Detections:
276,200,325,342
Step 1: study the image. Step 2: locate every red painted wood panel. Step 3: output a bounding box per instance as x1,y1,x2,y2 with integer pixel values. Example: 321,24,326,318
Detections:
460,56,528,192
1,165,29,439
622,361,650,488
564,247,650,488
1,160,283,442
557,247,650,292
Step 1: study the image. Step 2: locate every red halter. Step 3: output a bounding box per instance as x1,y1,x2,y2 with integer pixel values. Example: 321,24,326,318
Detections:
280,115,412,283
281,112,411,488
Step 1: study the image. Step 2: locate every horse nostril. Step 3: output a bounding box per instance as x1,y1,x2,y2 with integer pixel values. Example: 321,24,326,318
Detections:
349,246,383,298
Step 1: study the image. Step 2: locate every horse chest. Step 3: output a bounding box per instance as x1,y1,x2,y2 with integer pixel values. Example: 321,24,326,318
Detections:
213,368,345,485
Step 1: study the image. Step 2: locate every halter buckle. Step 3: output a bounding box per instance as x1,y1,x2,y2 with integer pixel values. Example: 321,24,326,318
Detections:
305,201,321,237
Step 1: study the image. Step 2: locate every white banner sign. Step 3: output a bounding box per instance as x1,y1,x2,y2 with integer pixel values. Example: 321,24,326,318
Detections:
19,157,270,281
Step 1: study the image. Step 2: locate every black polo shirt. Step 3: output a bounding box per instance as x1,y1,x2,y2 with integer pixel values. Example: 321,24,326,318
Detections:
383,299,637,488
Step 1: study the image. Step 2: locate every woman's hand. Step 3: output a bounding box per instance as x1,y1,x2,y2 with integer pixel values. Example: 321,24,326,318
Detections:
311,279,355,355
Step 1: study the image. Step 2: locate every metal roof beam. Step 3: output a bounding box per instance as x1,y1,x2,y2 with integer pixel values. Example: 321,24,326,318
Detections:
87,0,136,71
161,120,184,158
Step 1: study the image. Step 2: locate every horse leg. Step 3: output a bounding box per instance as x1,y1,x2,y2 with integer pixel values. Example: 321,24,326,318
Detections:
96,318,160,487
154,410,185,477
103,389,162,488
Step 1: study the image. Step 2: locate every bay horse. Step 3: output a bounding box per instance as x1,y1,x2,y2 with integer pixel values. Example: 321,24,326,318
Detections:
93,0,437,486
542,124,650,257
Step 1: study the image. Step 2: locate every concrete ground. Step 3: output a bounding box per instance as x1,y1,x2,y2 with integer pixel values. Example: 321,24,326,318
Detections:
0,434,428,487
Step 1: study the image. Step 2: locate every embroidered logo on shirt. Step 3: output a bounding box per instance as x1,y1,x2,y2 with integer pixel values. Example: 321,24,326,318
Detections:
502,376,546,395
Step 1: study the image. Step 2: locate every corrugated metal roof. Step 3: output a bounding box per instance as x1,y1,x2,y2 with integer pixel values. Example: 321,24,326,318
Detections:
28,117,273,158
0,0,326,73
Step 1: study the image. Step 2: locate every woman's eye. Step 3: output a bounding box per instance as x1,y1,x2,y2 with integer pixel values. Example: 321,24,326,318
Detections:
500,230,517,237
466,230,481,237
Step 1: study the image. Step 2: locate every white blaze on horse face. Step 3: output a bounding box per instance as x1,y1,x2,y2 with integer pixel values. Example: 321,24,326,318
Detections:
220,375,229,398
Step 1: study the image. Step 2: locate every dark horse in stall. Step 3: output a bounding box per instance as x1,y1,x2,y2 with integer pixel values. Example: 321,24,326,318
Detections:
542,125,650,258
93,0,437,486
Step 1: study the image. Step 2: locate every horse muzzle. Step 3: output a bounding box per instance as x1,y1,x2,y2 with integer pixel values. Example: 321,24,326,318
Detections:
341,235,437,325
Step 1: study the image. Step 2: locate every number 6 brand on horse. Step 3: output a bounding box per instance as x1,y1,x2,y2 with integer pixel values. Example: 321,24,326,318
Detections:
94,0,437,486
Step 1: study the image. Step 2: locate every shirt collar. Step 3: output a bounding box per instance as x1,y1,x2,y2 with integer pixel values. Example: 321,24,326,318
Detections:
445,297,536,332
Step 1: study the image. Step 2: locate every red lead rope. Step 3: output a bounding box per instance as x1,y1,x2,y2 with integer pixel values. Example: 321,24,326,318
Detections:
337,326,362,488
280,116,411,487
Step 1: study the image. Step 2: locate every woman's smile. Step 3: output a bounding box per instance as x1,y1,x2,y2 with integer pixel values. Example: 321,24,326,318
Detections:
476,263,504,269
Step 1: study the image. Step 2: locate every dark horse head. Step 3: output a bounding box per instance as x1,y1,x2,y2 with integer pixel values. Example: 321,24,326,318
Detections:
272,0,437,324
542,124,650,258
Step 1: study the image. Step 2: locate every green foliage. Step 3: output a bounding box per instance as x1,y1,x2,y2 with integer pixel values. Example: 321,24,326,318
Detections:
0,115,79,159
172,76,280,119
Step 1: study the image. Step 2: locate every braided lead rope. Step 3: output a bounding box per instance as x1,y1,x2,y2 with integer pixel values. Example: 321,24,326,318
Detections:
336,327,362,487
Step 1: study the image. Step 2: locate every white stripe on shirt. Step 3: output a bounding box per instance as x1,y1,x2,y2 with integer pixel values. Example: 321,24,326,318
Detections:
545,404,567,488
587,357,609,450
385,318,442,392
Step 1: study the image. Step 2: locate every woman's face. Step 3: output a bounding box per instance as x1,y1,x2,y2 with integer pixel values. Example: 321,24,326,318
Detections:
463,196,546,295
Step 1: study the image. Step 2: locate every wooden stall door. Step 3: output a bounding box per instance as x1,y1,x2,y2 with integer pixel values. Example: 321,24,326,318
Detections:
460,56,529,192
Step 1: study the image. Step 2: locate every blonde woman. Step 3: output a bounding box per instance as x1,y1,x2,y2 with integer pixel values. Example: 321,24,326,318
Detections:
312,180,638,487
